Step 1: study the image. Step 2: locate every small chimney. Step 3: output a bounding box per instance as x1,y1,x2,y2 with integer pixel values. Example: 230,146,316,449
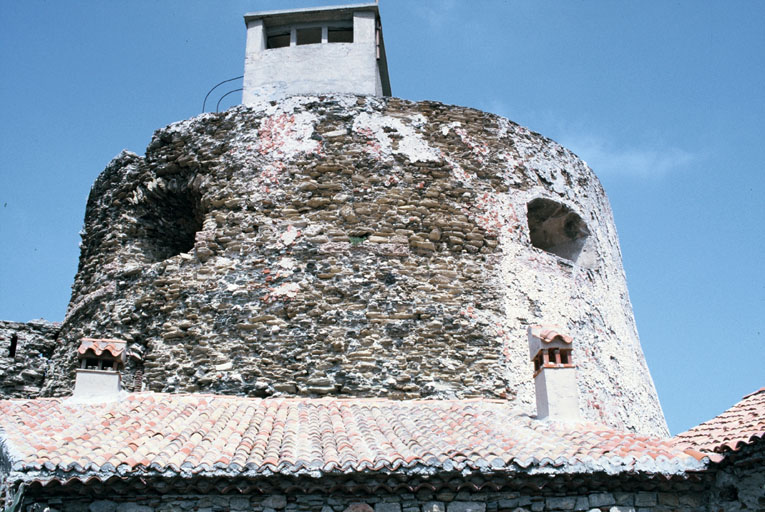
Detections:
73,338,126,400
528,326,579,421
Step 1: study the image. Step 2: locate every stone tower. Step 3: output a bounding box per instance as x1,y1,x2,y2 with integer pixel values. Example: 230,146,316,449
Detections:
39,6,668,437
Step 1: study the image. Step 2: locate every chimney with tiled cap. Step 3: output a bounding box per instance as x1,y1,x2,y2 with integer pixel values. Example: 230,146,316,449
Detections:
73,338,126,399
529,326,579,421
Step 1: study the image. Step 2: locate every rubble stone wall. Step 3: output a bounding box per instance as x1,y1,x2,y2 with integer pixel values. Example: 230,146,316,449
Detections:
708,444,765,512
0,320,60,398
42,95,666,436
16,488,712,512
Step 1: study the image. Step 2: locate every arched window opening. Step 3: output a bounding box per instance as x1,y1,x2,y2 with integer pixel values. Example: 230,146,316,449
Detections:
527,198,594,267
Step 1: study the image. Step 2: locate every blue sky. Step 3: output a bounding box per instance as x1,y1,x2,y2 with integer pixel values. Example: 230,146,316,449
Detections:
0,1,762,435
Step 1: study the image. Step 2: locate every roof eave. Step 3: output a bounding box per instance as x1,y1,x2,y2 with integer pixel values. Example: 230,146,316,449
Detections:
244,3,379,25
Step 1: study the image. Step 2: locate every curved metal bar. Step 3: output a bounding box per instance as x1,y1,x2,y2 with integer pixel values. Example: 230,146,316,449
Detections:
216,88,244,112
202,76,243,113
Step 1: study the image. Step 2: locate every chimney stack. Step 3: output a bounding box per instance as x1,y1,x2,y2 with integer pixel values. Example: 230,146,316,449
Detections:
528,326,579,421
73,338,126,400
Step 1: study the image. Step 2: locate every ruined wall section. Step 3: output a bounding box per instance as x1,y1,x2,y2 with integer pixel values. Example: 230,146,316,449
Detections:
42,95,666,436
0,320,60,398
708,443,765,512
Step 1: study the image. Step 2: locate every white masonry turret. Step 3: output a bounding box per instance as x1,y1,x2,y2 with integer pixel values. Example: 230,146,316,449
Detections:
242,3,391,104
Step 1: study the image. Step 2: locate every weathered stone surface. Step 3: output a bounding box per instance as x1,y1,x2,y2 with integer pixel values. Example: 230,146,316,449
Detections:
0,319,60,398
89,501,117,512
13,484,728,512
587,493,615,508
262,495,287,509
375,504,402,512
632,493,656,507
344,505,374,512
448,503,485,512
116,504,153,512
422,502,445,512
708,445,765,511
39,95,666,436
545,497,576,510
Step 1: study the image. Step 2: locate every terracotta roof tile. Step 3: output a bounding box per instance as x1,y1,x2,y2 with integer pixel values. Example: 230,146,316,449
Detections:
529,325,572,344
77,338,126,359
0,394,705,485
675,387,765,457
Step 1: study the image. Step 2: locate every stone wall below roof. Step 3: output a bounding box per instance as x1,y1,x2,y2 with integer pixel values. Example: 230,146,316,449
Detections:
708,443,765,512
0,319,60,398
14,489,715,512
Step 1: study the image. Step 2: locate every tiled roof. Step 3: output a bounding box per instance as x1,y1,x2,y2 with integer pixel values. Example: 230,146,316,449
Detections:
77,338,126,358
0,394,705,486
529,326,572,344
675,387,765,457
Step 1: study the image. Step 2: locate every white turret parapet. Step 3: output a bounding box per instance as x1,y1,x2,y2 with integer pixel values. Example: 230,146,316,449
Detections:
242,3,391,104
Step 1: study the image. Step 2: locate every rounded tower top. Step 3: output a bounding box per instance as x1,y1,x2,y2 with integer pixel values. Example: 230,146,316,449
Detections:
46,95,667,437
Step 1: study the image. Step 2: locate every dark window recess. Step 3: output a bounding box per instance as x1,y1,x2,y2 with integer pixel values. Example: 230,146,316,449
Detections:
527,198,592,266
85,358,100,370
296,27,322,45
267,32,290,49
9,334,18,358
328,27,353,43
137,181,204,263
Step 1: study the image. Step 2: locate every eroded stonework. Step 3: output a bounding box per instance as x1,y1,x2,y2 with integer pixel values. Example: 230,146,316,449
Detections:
42,95,667,436
0,320,60,398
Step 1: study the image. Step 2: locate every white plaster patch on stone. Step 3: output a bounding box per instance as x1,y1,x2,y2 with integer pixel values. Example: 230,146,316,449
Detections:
441,121,461,136
256,95,322,118
494,118,540,186
303,223,323,237
280,225,300,247
408,113,428,128
277,257,296,271
270,282,300,299
256,111,321,160
471,192,518,239
322,129,347,138
443,155,474,184
352,112,441,162
213,257,235,269
497,118,583,196
454,126,491,162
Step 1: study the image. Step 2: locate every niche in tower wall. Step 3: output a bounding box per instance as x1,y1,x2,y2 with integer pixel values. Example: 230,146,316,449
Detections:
135,177,204,263
527,198,595,267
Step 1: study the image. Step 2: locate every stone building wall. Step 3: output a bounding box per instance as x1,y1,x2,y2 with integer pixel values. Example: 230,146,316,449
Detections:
707,443,765,511
16,486,713,512
41,95,666,436
0,320,59,398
